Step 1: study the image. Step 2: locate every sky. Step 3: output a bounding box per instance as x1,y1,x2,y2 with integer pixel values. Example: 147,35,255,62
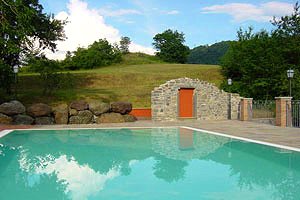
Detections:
40,0,297,60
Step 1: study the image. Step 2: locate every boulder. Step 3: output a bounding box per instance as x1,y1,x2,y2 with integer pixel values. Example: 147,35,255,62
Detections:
89,101,110,116
53,104,69,124
35,117,55,125
27,103,52,117
123,114,137,122
70,100,88,111
13,114,34,125
96,113,125,123
69,110,93,124
69,109,78,116
0,113,13,124
0,100,25,116
110,102,132,114
69,116,80,124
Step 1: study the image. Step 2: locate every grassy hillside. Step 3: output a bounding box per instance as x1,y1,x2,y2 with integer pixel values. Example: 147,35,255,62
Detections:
13,63,222,108
119,52,164,65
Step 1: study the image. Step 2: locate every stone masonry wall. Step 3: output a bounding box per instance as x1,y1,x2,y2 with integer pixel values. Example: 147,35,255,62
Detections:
151,78,241,121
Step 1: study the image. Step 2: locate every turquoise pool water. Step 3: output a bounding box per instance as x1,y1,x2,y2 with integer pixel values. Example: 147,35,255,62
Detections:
0,128,300,200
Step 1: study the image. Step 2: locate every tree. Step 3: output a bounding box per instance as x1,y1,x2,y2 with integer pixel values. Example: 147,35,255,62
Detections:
272,2,300,66
120,36,131,54
153,29,190,63
60,51,76,70
69,39,122,69
0,0,65,94
25,54,61,72
221,3,300,100
221,28,285,99
272,2,300,37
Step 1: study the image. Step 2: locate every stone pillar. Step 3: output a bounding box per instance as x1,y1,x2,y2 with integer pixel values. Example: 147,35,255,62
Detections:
240,98,253,121
229,93,241,120
228,93,232,120
275,97,292,127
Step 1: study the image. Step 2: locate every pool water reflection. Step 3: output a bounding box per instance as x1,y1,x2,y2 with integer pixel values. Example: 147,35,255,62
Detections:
0,128,299,200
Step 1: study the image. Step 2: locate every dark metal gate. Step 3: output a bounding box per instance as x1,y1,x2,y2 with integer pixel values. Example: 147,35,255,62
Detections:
252,100,276,119
292,100,300,128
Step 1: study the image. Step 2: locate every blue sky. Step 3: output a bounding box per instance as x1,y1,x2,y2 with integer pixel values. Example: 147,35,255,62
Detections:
40,0,297,59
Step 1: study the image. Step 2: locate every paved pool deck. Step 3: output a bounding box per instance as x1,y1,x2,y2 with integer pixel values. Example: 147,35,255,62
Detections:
1,120,300,149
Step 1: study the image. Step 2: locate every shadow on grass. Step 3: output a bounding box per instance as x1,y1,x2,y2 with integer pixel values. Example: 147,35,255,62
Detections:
0,73,118,106
13,88,118,106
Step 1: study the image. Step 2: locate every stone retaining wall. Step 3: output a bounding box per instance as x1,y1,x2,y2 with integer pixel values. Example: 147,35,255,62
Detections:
0,100,137,125
151,78,241,121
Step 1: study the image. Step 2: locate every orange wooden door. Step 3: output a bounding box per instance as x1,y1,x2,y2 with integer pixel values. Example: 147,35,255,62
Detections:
179,88,194,117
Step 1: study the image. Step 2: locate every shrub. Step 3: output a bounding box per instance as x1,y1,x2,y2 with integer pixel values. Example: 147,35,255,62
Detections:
64,39,122,69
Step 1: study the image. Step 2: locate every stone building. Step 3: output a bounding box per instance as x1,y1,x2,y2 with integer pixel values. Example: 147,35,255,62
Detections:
151,78,241,121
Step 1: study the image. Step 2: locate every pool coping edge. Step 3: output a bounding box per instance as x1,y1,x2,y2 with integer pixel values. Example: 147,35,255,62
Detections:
182,126,300,153
0,130,13,139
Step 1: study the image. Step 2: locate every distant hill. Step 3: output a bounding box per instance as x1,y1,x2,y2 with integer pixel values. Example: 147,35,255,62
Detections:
188,41,232,65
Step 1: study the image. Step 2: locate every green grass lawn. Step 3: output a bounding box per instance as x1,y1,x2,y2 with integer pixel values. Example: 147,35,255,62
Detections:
14,63,222,108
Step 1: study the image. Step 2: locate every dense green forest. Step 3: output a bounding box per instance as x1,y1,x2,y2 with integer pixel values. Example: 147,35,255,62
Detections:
221,3,300,100
187,41,231,65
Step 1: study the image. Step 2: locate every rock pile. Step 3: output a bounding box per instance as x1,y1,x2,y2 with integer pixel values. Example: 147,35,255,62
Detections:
0,100,137,125
0,101,53,125
67,100,136,124
27,103,54,125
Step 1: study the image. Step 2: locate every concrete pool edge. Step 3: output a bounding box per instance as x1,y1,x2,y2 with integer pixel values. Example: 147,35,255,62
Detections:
0,130,13,138
182,126,300,153
1,125,300,153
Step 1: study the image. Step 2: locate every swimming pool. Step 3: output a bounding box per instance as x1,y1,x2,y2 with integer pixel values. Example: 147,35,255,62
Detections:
0,127,299,200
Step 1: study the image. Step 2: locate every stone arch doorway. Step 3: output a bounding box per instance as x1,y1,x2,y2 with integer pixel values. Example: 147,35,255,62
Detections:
178,88,195,118
151,78,241,121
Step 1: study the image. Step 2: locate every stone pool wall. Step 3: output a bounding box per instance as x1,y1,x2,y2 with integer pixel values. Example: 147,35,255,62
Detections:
151,78,241,121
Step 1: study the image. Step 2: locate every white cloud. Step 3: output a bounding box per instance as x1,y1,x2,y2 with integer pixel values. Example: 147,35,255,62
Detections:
202,1,294,22
20,154,120,200
261,2,294,16
46,0,155,60
129,43,155,55
37,156,120,200
165,10,180,15
98,8,142,17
